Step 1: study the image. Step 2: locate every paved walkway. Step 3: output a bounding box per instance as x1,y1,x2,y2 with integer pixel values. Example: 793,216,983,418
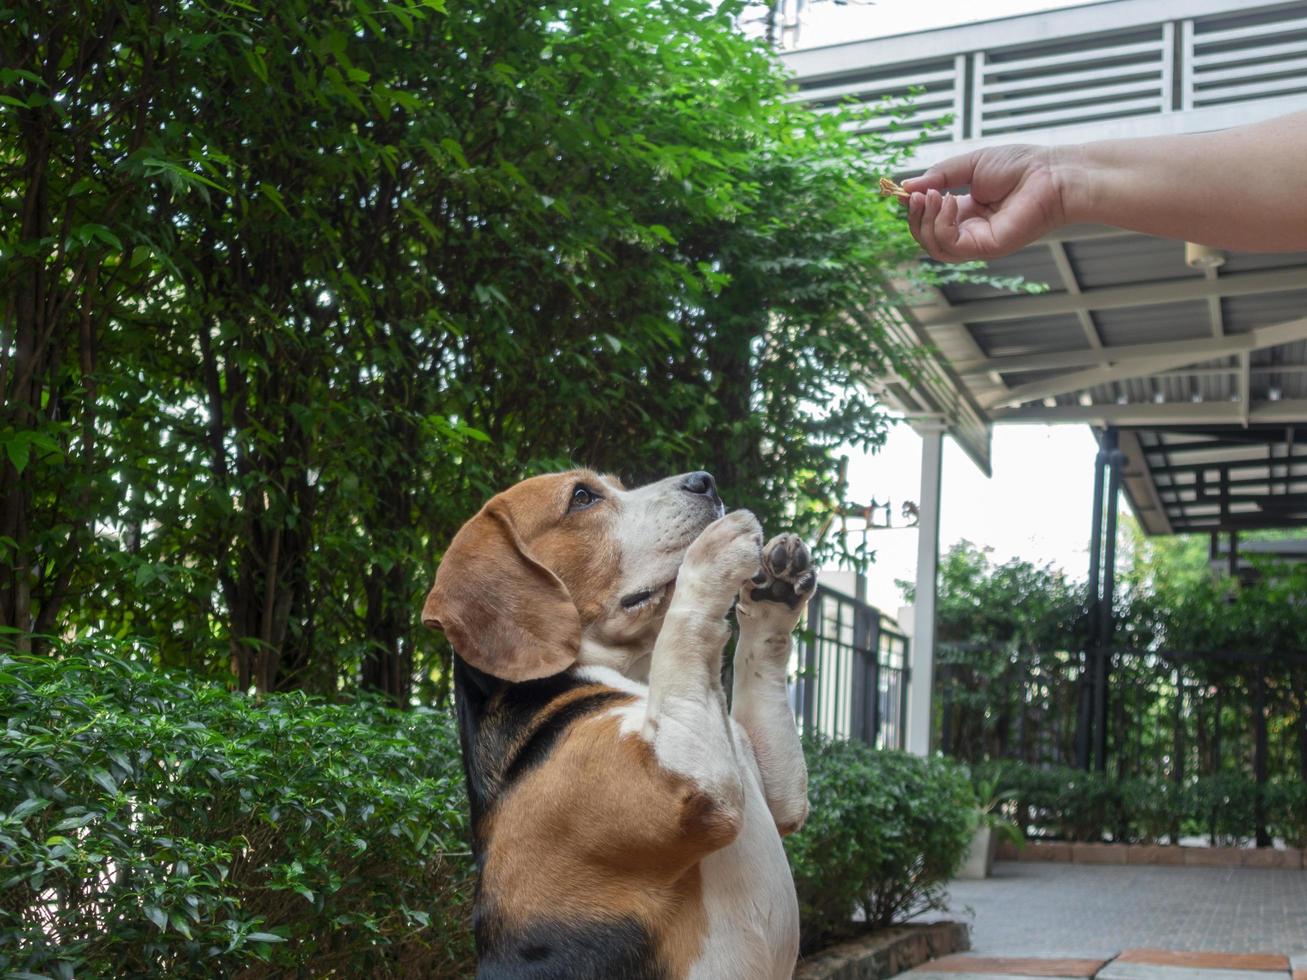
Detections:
913,861,1307,980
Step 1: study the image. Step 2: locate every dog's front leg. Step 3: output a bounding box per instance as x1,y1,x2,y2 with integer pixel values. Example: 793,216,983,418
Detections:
642,510,764,844
731,534,816,835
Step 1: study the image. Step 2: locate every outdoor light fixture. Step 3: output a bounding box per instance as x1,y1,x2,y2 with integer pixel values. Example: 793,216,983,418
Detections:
1185,242,1227,269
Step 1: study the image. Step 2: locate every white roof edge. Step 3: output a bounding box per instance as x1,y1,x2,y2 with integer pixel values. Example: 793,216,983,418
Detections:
781,0,1282,82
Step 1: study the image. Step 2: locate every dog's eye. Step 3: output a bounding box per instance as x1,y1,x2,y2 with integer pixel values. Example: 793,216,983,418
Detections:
568,485,600,512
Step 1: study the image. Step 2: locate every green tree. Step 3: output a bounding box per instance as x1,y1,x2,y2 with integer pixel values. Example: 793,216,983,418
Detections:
3,0,927,700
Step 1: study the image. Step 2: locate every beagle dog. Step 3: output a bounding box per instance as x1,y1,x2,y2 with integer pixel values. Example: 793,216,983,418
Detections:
422,469,816,979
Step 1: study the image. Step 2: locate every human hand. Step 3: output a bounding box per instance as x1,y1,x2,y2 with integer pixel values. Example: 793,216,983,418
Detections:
900,144,1071,262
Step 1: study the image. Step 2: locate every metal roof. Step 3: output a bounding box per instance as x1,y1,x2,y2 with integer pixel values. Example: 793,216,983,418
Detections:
911,233,1307,532
1120,425,1307,533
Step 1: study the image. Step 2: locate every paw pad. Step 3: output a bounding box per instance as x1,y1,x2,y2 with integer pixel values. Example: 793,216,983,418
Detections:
749,534,818,609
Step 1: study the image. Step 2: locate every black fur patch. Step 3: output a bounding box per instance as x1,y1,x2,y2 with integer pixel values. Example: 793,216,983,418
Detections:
454,659,593,832
500,689,626,788
475,912,666,979
453,658,663,976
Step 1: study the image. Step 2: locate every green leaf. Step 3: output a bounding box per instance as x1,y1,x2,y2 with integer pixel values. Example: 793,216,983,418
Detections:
89,768,118,795
646,224,677,246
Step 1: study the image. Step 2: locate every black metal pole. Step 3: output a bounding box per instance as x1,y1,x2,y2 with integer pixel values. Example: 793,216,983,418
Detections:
1254,666,1270,847
1077,441,1107,771
1095,433,1123,773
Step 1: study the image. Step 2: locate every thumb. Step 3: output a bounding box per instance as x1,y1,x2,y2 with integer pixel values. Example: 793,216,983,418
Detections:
901,151,979,194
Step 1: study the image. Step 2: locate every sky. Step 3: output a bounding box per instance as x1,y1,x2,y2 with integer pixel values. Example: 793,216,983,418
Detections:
838,422,1116,613
792,0,1097,49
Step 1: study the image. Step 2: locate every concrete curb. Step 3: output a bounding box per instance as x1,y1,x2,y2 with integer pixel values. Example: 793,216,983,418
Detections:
996,840,1305,869
795,922,971,980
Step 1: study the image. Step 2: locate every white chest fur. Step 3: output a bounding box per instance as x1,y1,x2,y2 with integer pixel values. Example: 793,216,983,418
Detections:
690,731,800,980
584,666,801,980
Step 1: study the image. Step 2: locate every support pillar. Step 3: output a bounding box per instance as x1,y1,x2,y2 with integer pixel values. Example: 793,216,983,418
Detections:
1254,666,1270,847
1077,444,1107,771
1094,433,1122,772
907,426,943,757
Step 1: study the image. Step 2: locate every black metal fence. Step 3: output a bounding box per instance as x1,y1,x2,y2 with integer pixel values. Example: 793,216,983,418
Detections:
793,585,909,750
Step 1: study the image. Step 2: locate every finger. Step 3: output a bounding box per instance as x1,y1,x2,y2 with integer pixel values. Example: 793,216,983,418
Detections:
907,191,926,245
917,190,947,260
932,191,966,260
901,150,979,195
952,193,985,224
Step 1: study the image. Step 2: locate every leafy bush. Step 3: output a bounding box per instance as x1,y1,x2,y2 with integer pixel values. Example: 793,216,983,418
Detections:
2,640,989,973
1186,773,1261,846
1119,777,1185,844
787,738,975,952
0,643,474,978
974,761,1113,842
1266,780,1307,848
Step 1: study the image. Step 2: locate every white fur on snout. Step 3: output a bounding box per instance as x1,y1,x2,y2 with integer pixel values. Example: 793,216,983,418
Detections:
578,474,722,674
613,474,721,599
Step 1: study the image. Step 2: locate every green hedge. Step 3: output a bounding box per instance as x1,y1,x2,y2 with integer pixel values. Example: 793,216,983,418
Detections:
974,759,1307,847
0,643,474,979
787,738,975,953
1,644,980,975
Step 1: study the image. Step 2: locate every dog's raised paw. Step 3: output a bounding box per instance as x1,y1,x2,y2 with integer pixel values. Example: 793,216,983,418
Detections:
749,533,817,609
678,510,764,613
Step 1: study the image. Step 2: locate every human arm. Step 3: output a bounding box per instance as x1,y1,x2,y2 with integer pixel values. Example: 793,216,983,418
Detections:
900,109,1307,261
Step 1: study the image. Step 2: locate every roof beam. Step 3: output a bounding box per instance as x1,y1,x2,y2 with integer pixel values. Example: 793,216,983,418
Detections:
958,316,1307,376
984,352,1223,409
1149,455,1307,477
1159,474,1307,494
993,398,1307,426
1118,428,1173,534
1047,240,1103,350
916,267,1307,327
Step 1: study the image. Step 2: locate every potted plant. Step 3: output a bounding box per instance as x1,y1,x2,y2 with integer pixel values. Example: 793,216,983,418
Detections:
958,776,1023,879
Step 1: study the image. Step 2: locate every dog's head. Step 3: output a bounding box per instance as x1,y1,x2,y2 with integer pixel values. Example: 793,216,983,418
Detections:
422,469,723,682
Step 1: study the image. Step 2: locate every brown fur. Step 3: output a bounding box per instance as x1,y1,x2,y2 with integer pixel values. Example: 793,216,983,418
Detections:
481,709,743,974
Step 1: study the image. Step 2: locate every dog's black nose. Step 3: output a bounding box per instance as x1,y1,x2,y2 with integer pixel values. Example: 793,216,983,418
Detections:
681,471,717,497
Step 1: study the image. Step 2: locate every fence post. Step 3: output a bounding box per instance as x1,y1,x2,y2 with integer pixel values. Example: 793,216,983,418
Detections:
850,605,868,745
799,589,821,735
1254,665,1270,847
899,640,912,751
866,611,882,746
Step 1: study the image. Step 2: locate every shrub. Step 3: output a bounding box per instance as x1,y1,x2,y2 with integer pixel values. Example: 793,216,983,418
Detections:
1119,777,1186,844
1266,780,1307,848
979,763,1116,842
1185,773,1260,846
969,760,1307,847
3,639,988,972
787,738,975,952
0,642,474,979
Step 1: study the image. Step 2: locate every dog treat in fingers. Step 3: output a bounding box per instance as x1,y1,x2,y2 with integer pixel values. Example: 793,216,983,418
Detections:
879,176,910,201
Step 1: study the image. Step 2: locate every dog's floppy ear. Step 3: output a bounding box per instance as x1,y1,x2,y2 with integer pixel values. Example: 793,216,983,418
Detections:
422,502,581,682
